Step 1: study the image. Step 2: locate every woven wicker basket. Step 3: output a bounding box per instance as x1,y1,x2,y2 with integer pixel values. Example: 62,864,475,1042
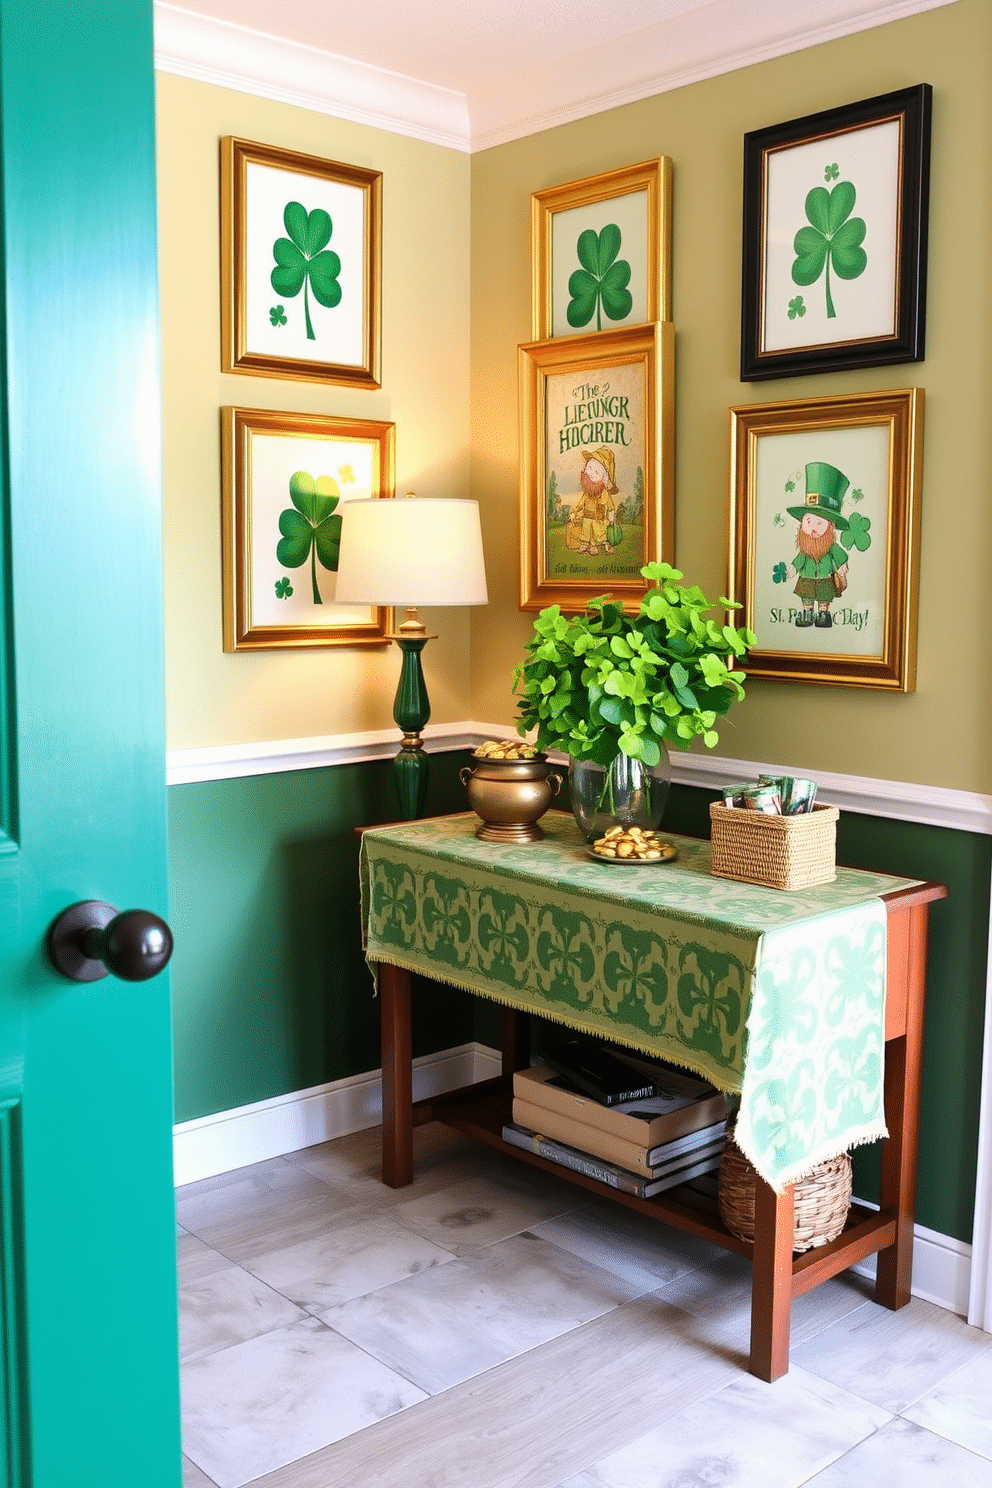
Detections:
709,801,839,890
718,1136,852,1252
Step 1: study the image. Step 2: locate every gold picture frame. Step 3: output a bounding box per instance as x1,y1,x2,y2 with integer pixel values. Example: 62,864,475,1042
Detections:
532,158,673,340
221,407,394,651
518,322,675,614
729,388,924,690
221,137,382,388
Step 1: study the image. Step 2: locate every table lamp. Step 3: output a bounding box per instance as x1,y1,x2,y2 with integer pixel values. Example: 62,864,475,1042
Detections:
335,493,488,819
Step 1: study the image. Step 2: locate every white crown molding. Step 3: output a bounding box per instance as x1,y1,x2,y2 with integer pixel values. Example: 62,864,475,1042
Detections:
166,721,992,837
470,0,959,151
153,2,471,150
154,0,958,153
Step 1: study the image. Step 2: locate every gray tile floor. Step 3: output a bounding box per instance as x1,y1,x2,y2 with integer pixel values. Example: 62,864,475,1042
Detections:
176,1124,992,1488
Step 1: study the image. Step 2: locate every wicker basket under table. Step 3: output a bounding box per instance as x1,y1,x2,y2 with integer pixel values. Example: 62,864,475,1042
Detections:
709,801,839,890
718,1136,852,1252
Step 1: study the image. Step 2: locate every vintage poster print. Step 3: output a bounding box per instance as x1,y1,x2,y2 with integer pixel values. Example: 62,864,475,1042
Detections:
544,360,647,589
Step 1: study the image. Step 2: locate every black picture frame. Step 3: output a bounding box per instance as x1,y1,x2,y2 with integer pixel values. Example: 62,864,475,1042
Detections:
740,84,932,381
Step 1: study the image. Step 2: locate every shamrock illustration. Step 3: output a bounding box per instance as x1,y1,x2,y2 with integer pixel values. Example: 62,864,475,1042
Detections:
787,295,806,319
338,464,356,485
841,511,872,553
271,202,342,341
784,480,795,493
850,487,865,504
276,470,342,604
824,162,840,181
269,305,287,326
772,562,788,584
274,577,293,599
773,512,786,528
567,224,632,330
792,179,867,319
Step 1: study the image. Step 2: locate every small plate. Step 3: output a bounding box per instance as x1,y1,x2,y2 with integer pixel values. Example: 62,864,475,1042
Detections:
586,842,678,865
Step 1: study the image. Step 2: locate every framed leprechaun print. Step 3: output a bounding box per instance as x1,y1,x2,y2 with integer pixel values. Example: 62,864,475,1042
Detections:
729,388,923,690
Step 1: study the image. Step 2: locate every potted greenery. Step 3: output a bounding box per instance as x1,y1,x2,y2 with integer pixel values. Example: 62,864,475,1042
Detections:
512,561,755,841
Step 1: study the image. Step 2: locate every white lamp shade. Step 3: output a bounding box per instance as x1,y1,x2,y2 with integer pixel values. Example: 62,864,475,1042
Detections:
335,497,488,607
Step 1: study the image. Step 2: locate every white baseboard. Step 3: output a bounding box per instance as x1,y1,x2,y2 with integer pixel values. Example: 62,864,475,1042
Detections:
173,1044,970,1318
851,1217,972,1318
172,1041,501,1187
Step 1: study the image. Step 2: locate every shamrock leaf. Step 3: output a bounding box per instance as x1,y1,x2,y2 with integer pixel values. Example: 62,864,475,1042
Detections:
850,487,864,504
824,162,840,181
567,224,633,330
841,511,872,553
792,179,867,318
787,294,806,319
275,470,342,604
269,305,287,326
772,562,788,584
274,577,293,599
773,513,786,528
338,464,355,484
784,479,795,493
271,202,342,341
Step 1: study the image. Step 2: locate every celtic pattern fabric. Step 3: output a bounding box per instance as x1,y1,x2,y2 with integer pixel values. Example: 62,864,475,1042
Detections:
360,812,919,1190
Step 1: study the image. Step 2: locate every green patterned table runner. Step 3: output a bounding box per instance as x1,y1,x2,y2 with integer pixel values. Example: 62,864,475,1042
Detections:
360,811,921,1190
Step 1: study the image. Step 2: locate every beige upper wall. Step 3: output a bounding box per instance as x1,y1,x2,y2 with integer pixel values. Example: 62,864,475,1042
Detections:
469,0,992,793
156,73,472,750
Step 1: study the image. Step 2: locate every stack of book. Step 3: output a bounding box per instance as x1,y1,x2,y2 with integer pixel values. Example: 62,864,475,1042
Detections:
502,1039,728,1198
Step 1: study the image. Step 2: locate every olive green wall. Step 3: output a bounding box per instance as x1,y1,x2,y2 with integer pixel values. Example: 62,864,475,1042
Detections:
469,0,992,794
156,74,472,751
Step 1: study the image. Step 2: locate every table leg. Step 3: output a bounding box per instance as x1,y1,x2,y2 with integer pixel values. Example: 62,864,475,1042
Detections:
749,1176,795,1382
876,902,929,1308
380,962,413,1188
501,1008,532,1078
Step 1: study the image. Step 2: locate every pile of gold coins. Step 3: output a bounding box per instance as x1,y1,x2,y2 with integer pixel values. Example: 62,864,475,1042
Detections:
591,826,666,860
472,739,538,760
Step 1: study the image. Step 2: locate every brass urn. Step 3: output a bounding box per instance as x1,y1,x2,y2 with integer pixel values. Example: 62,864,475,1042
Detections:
460,753,562,842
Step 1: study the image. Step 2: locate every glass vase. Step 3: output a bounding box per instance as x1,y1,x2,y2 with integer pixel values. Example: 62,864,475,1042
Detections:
568,751,671,843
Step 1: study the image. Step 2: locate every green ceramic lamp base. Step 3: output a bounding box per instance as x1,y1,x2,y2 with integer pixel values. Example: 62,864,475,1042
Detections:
391,615,434,819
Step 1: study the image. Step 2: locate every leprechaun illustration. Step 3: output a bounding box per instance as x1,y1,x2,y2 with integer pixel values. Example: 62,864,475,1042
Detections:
787,461,851,628
565,446,618,555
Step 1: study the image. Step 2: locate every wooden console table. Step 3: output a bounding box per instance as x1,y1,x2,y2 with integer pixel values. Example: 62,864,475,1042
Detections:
359,812,947,1382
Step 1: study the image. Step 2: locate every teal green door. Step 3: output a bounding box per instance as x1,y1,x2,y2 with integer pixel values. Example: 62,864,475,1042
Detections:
0,3,182,1485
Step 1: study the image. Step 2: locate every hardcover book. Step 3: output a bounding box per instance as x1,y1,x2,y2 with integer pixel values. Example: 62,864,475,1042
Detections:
514,1060,728,1149
511,1094,726,1176
501,1122,723,1198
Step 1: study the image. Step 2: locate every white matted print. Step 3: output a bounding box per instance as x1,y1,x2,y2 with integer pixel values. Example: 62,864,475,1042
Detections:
762,120,900,353
532,159,672,341
741,86,931,380
222,138,381,388
730,389,923,691
222,408,395,651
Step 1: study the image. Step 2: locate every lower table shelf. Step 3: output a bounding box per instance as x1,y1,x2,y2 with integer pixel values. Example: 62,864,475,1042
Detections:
416,1077,897,1297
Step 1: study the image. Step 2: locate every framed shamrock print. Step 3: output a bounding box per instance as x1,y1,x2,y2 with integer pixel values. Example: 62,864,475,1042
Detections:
221,138,382,388
221,407,395,651
729,388,923,690
532,158,672,340
740,85,931,379
518,321,675,613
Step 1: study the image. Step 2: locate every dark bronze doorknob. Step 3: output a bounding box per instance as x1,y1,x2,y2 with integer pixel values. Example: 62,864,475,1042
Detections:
46,900,174,983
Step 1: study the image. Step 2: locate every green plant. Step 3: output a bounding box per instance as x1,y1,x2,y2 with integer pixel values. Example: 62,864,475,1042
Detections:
512,561,754,767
